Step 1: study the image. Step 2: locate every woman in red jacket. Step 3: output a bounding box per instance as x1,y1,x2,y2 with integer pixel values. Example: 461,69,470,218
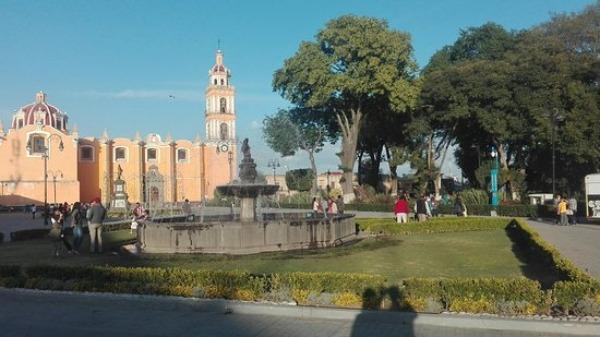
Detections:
394,196,409,223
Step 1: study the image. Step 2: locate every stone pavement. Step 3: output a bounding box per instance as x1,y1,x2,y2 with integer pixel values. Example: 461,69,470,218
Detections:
1,288,598,337
526,220,600,277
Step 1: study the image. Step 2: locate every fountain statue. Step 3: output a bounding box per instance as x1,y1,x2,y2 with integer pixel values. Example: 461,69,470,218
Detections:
136,138,357,255
216,138,279,221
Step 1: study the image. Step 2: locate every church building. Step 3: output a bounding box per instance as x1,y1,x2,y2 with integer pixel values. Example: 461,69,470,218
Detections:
0,50,237,206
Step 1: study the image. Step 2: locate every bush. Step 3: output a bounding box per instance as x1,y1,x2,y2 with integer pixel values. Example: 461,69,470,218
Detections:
436,204,538,217
286,169,315,192
459,189,490,205
10,229,50,241
357,217,512,236
507,219,590,282
552,280,600,314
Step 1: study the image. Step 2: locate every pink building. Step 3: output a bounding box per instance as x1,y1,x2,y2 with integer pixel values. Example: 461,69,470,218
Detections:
0,51,237,206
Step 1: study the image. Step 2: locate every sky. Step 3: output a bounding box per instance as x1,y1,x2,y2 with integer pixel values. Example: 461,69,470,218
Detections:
0,0,594,178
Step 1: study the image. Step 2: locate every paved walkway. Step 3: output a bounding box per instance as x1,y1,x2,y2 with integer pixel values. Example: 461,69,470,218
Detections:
526,220,600,277
1,289,597,337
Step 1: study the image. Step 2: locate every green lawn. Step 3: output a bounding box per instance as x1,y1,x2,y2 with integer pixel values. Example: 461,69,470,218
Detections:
0,226,546,282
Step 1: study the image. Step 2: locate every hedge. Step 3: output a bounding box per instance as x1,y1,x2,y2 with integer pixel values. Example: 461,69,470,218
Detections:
357,217,512,236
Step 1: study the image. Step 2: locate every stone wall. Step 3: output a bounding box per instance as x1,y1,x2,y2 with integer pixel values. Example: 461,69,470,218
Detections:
138,214,356,254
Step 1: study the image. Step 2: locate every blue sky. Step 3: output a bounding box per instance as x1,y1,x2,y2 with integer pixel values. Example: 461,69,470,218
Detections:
0,0,594,177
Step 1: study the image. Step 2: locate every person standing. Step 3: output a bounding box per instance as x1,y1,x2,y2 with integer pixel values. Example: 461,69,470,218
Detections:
557,197,568,226
87,198,106,253
394,196,409,224
327,197,338,218
454,196,467,217
312,197,323,217
553,194,562,224
568,196,577,225
31,204,37,219
131,202,144,234
416,195,428,222
182,199,193,221
336,195,345,215
70,202,84,253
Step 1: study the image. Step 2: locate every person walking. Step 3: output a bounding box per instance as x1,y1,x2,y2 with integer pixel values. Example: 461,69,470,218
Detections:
557,197,568,226
394,196,409,224
69,202,84,253
416,195,428,222
87,198,106,253
454,196,467,217
336,195,345,215
568,195,577,225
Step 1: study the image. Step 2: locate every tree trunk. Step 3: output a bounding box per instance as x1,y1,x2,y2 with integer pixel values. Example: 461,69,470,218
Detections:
357,150,364,186
385,146,398,196
307,150,318,195
336,108,362,203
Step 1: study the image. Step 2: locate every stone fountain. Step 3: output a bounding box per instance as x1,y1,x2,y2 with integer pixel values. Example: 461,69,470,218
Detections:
137,139,357,255
216,138,279,221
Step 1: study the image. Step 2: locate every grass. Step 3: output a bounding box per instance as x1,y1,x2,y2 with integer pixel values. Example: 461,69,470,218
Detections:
0,222,552,282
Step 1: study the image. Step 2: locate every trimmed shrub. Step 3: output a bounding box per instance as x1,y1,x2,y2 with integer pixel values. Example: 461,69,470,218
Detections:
507,219,590,282
10,229,50,241
552,280,600,314
357,217,511,236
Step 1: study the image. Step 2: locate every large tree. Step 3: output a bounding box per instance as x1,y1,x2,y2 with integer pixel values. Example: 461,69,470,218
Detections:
273,15,418,201
262,109,325,194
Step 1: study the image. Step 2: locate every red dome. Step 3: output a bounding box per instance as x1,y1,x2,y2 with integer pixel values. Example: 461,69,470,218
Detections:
11,92,68,131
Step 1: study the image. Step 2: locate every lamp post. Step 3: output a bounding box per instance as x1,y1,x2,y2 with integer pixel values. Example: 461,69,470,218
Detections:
267,159,280,184
551,109,565,197
490,146,499,207
28,134,64,225
47,170,63,204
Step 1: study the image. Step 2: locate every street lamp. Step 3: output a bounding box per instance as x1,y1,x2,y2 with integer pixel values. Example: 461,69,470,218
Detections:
490,146,499,207
550,109,565,197
267,159,280,184
47,170,63,204
27,134,64,225
227,151,233,182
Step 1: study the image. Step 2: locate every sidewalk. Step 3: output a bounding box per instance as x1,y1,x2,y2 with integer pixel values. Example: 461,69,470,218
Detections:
526,220,600,277
1,288,598,337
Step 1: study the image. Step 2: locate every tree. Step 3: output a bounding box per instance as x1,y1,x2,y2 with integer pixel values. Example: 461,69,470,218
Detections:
262,109,325,194
285,169,315,192
273,15,418,201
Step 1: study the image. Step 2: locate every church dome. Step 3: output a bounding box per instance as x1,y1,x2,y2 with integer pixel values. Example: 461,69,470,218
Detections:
11,92,68,131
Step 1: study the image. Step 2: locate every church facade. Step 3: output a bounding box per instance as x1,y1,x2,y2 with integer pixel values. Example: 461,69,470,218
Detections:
0,51,237,206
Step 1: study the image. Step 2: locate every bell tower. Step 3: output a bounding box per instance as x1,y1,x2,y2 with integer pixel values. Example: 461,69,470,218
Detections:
205,49,236,146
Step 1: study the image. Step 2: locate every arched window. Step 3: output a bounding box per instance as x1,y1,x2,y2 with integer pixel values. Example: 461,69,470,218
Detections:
213,79,217,85
219,123,228,141
220,79,224,86
219,97,227,113
114,147,127,161
177,148,187,162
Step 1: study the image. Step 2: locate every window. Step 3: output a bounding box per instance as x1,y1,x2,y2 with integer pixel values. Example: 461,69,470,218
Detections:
18,119,23,128
177,148,187,162
30,134,46,154
56,119,62,130
79,146,94,161
146,148,157,161
220,97,227,113
213,79,217,85
219,123,228,141
115,147,127,161
220,79,224,86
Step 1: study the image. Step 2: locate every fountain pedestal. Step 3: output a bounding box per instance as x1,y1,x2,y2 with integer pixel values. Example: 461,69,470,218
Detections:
240,197,256,222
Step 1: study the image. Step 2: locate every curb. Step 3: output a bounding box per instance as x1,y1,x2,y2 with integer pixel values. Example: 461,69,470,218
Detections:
2,287,599,336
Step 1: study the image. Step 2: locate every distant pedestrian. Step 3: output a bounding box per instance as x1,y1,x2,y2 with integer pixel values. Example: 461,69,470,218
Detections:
416,195,428,222
182,199,193,221
568,196,577,225
557,197,568,226
336,195,345,215
553,194,562,224
31,204,37,219
87,198,107,253
131,202,145,234
70,202,84,253
327,197,338,218
394,195,409,223
312,197,323,217
50,208,74,256
454,196,467,217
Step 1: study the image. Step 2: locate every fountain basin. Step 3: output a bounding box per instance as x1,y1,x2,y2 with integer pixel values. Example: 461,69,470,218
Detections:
216,183,279,198
138,213,357,254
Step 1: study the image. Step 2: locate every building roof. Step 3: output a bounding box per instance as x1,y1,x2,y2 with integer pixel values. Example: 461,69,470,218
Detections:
11,92,68,131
